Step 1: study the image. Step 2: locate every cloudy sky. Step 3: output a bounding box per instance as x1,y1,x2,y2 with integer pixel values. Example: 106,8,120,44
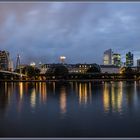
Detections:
0,2,140,65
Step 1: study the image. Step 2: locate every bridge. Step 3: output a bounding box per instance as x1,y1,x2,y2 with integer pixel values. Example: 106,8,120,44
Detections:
0,70,27,79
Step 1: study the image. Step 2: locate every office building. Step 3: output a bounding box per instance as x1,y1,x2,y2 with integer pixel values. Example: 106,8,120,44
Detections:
126,52,134,67
0,50,10,70
137,59,140,67
112,53,121,67
103,49,113,65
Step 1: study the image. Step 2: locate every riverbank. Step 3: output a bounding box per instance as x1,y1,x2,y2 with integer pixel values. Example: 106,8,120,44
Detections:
0,79,139,82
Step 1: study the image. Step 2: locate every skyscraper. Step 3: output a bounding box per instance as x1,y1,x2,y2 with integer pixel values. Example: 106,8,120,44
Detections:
16,54,20,69
137,59,140,67
103,49,113,65
0,50,10,70
126,52,134,67
112,53,121,67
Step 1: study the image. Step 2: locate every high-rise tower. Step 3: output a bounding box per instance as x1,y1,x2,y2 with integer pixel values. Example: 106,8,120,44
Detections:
103,49,113,65
112,53,121,67
126,52,133,67
0,50,10,70
16,54,21,70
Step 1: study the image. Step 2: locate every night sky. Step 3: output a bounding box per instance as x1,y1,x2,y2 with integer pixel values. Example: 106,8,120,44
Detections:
0,2,140,65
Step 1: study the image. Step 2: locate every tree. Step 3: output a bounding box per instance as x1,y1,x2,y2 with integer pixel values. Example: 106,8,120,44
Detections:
22,66,40,79
122,67,134,79
54,65,68,76
46,64,69,79
87,65,101,73
122,67,134,74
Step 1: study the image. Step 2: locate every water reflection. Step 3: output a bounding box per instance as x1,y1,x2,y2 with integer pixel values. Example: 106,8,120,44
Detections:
39,82,47,104
60,86,67,114
0,83,9,115
0,81,139,116
1,81,140,136
125,82,135,107
89,82,92,104
53,82,55,94
19,82,23,100
17,82,24,112
31,88,36,108
72,82,92,105
79,83,88,105
136,81,140,102
103,82,123,113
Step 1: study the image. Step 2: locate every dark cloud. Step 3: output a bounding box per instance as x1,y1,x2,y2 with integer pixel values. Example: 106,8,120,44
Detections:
0,2,140,65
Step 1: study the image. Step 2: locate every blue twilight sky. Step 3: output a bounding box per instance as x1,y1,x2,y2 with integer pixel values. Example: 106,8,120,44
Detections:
0,2,140,65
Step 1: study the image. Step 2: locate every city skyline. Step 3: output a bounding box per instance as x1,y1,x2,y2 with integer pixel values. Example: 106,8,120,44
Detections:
0,48,138,67
0,2,140,65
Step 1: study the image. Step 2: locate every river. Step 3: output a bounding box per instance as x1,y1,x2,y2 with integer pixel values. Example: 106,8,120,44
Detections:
0,81,140,137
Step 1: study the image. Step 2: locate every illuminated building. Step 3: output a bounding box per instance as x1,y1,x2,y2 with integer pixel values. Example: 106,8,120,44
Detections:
0,50,10,70
68,63,100,74
137,59,140,67
112,53,121,67
41,63,100,74
69,64,89,73
100,65,120,73
103,49,113,65
126,52,133,67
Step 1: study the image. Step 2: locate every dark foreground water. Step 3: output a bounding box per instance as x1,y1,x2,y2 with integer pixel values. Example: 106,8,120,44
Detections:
1,81,140,137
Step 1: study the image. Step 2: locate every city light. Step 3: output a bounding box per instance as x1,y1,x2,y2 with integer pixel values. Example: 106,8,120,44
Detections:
30,62,36,67
60,56,66,63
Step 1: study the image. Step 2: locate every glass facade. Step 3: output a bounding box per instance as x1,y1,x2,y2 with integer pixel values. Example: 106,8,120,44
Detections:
112,53,121,67
126,52,133,67
103,49,113,65
0,51,10,70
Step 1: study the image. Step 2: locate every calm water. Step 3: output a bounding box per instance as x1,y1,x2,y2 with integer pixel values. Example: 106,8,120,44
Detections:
1,81,140,137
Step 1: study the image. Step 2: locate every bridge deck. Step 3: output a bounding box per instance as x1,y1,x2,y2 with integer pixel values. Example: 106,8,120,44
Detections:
0,70,27,77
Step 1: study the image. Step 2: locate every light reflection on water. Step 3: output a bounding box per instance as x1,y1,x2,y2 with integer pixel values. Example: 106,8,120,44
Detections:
0,81,140,137
39,82,47,104
79,83,88,105
103,82,123,114
0,81,139,113
60,86,67,114
31,88,36,108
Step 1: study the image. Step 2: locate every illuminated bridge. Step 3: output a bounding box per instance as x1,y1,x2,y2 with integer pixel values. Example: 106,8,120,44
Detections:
0,70,27,79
